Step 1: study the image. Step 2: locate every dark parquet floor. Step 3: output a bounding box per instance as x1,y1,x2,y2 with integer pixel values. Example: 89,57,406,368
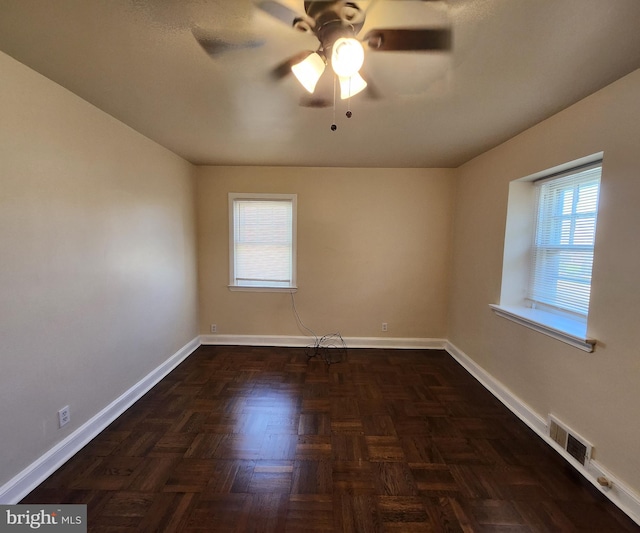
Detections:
22,345,639,532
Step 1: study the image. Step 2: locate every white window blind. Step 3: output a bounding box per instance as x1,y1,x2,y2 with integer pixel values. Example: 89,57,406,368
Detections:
229,194,296,289
527,163,601,318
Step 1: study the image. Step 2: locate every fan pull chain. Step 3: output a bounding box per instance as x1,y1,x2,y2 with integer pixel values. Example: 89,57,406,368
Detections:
330,75,356,131
331,74,337,131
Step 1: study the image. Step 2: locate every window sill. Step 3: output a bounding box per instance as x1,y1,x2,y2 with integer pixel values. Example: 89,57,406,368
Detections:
229,285,298,293
489,304,596,352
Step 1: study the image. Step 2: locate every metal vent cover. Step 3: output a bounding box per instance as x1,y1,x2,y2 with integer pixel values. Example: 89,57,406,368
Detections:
567,433,589,465
548,414,593,466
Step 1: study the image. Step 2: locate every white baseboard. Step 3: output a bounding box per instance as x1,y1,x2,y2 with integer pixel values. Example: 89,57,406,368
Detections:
444,341,547,434
0,336,201,504
200,334,447,350
445,341,640,526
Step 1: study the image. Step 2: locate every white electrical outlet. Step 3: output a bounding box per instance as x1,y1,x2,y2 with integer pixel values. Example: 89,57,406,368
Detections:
382,322,388,332
58,406,70,428
210,324,217,333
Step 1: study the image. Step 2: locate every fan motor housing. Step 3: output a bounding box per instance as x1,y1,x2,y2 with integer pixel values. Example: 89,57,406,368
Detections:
305,2,363,54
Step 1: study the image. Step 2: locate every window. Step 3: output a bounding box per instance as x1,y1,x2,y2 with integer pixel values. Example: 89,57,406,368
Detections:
229,193,297,291
492,155,602,352
528,164,601,318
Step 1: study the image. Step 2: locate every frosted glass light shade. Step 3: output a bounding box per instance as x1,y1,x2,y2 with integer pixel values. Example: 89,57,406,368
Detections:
331,37,365,78
291,53,325,93
339,72,368,99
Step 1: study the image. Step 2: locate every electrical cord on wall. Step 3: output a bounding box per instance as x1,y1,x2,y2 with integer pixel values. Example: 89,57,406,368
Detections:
290,291,347,365
290,290,318,343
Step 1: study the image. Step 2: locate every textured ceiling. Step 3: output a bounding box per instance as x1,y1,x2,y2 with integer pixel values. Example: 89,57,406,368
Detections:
1,0,640,168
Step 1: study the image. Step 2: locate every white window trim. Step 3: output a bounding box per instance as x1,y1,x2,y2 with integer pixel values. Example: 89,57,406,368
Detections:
490,304,595,352
229,285,298,293
493,153,603,353
228,192,298,292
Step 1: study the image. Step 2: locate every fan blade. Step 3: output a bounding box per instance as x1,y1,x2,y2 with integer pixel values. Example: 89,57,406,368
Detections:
270,50,315,80
299,95,333,108
256,0,302,25
363,28,452,52
193,31,265,57
365,82,382,100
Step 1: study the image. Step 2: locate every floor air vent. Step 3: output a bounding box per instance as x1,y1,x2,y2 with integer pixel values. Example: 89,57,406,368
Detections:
548,414,593,466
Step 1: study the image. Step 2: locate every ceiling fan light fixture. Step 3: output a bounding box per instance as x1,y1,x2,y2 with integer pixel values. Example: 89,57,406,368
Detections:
339,73,367,99
331,37,365,77
291,52,326,93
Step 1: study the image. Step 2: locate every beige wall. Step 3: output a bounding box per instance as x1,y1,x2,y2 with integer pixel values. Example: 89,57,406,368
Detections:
448,69,640,491
4,38,639,513
0,52,198,488
196,166,456,340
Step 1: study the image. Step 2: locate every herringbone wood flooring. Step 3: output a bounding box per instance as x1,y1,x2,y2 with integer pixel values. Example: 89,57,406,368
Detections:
22,346,639,532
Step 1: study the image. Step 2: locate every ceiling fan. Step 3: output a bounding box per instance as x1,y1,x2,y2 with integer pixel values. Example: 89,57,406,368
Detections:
195,0,452,108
